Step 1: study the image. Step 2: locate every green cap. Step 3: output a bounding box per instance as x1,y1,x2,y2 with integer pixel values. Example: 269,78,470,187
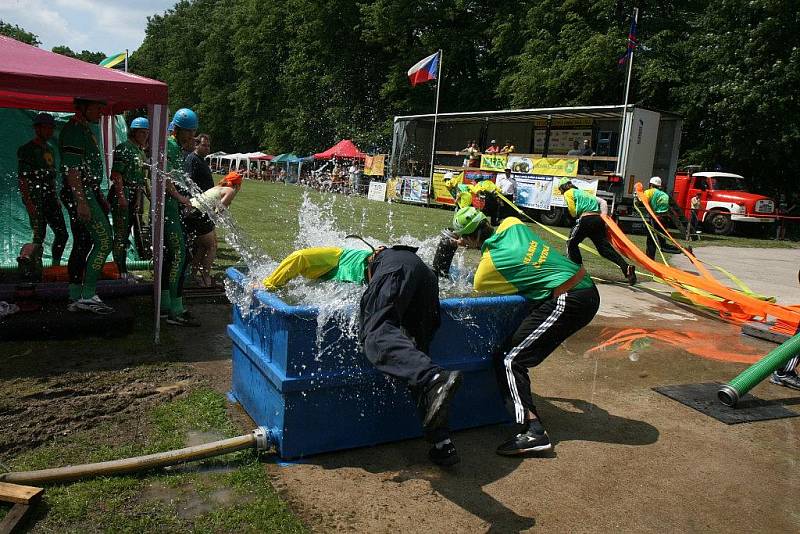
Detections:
452,206,487,236
558,177,571,188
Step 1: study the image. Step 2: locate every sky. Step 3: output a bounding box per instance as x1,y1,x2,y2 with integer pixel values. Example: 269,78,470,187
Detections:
0,0,176,55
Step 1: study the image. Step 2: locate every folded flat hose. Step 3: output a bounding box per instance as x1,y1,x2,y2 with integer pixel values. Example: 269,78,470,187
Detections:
0,427,270,485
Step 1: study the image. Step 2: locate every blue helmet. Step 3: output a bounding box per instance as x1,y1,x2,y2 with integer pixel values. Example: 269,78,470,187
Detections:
172,108,198,130
130,117,149,130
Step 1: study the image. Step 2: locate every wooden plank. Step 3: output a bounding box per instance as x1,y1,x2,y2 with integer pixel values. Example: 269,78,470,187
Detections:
0,483,43,505
741,322,791,345
0,503,32,534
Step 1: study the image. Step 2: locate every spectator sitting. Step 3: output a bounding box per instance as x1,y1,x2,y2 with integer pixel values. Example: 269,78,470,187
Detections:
485,139,500,154
567,140,582,156
579,139,595,176
500,139,515,154
462,140,480,168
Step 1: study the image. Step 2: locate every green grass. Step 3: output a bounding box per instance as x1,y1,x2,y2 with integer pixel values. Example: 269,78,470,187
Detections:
223,180,798,283
4,389,306,533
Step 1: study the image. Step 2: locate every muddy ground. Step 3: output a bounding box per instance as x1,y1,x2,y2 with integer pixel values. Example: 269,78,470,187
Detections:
2,282,799,532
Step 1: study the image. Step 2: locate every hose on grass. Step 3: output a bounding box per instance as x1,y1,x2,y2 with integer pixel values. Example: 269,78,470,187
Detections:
718,333,800,407
0,427,270,485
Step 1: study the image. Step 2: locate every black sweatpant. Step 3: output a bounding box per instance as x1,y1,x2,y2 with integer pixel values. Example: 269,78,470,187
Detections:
61,188,91,286
494,285,600,424
359,248,447,439
645,214,674,260
567,214,629,275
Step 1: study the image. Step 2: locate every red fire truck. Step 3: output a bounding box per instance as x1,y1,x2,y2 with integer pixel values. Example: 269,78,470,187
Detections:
671,170,776,235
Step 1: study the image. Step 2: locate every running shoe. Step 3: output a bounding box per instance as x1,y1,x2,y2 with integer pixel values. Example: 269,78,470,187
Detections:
625,264,637,285
420,370,463,430
428,441,460,467
770,371,800,391
166,311,201,327
70,295,115,315
496,428,552,456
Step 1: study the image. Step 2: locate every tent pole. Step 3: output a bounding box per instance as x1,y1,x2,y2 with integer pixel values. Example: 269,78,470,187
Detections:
149,104,168,344
616,7,638,179
427,50,443,181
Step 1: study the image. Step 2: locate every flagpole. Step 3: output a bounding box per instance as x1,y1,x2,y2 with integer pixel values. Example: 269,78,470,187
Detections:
617,7,638,179
124,49,128,72
428,50,442,180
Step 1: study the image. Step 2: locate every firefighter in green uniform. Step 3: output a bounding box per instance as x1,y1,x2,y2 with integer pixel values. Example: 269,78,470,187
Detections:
109,116,149,280
262,247,373,290
17,112,68,274
448,207,600,456
60,98,114,314
558,178,636,284
162,108,198,326
642,176,672,260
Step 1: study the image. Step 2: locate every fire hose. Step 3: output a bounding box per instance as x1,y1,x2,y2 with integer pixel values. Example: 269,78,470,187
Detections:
0,427,270,485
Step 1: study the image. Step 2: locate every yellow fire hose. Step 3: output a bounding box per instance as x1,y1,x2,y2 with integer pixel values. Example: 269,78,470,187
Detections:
0,428,270,485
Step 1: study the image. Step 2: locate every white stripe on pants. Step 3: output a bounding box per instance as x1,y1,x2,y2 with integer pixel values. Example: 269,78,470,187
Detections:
504,293,567,424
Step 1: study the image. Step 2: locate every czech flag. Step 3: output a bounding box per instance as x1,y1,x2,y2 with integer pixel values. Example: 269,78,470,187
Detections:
407,51,440,87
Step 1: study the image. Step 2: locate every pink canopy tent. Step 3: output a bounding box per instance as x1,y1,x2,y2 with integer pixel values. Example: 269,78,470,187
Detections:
313,139,366,160
0,36,171,341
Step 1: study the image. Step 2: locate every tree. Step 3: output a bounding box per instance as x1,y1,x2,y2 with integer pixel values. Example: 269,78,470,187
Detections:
0,20,40,46
51,45,106,64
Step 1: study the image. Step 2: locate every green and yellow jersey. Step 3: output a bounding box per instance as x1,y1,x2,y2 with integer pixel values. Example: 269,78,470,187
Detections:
644,187,670,214
59,118,104,190
263,247,372,290
474,217,593,301
111,139,147,191
563,187,599,218
17,140,58,197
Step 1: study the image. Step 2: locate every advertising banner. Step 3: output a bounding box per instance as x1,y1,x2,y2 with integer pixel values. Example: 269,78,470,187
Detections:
533,128,593,153
479,154,508,172
507,155,535,174
532,157,578,177
386,177,401,201
367,181,387,201
431,167,459,205
464,169,496,183
549,177,599,207
515,174,554,211
364,154,386,176
401,176,430,204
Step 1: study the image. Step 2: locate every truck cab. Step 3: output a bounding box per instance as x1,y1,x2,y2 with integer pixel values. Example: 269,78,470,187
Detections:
672,171,776,235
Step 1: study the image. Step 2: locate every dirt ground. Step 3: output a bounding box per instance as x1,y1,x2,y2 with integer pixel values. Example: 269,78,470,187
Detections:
3,273,799,532
263,283,800,533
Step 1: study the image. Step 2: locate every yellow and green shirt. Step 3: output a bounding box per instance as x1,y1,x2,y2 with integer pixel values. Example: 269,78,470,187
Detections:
112,139,147,191
263,247,372,290
563,188,599,218
18,140,58,197
644,187,670,214
474,218,593,301
59,118,104,189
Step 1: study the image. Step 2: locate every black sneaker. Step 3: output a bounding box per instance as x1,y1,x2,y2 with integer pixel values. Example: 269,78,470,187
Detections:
166,312,201,327
421,370,463,430
770,371,800,391
496,428,553,456
429,441,460,467
625,264,637,285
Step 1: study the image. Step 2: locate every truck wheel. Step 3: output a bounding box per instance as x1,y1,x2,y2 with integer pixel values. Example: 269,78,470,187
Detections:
706,211,734,235
539,206,565,226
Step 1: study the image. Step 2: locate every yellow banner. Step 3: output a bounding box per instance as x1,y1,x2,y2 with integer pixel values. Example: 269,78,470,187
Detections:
532,157,578,177
431,168,461,205
480,154,508,172
386,177,401,201
364,154,386,176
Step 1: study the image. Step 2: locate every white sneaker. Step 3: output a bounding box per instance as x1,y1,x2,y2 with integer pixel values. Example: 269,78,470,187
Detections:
71,295,115,315
119,272,143,283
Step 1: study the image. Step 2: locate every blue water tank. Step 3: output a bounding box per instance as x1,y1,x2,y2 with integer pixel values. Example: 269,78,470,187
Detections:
226,267,530,458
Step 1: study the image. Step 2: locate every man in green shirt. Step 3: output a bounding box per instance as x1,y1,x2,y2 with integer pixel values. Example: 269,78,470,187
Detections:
558,178,636,284
161,108,198,327
59,98,114,315
642,176,672,260
448,207,600,456
110,117,149,279
17,112,68,269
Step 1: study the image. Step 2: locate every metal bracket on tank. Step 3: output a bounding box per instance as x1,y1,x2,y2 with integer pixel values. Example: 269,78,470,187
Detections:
253,426,271,451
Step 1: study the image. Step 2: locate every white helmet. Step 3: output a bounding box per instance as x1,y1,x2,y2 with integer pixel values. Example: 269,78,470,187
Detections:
649,176,662,187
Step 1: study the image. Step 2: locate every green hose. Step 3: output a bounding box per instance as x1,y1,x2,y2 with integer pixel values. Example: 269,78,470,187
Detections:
718,332,800,406
0,260,152,272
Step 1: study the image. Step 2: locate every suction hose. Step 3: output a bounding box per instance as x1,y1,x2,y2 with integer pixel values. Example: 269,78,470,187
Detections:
718,333,800,407
0,427,270,485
